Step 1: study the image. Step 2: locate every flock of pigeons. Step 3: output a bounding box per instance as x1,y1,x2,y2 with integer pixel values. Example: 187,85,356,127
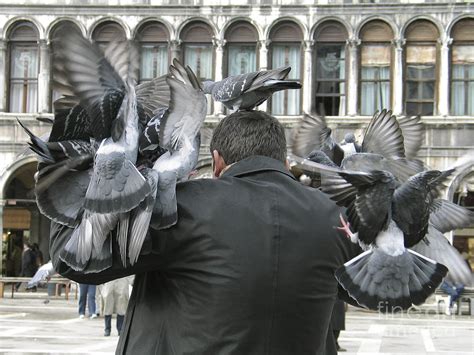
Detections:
290,110,473,311
21,26,472,312
20,25,301,277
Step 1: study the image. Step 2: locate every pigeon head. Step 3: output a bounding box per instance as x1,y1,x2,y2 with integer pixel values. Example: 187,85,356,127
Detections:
202,80,215,94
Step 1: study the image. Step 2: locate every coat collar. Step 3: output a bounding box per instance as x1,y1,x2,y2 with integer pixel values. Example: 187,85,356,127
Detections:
221,155,296,181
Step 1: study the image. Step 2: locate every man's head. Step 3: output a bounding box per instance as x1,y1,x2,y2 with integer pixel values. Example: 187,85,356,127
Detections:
210,110,287,177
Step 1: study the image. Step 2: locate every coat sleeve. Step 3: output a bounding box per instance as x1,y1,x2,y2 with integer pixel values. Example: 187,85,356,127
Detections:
49,220,169,285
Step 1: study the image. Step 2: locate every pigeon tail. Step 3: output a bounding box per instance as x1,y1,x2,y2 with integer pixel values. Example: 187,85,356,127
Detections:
84,235,113,274
248,79,301,93
84,159,151,213
59,220,93,271
336,248,448,312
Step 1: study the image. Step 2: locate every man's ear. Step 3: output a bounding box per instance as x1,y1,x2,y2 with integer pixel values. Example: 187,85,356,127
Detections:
212,150,227,178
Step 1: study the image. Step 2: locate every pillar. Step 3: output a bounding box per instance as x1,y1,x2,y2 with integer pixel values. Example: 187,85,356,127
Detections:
37,40,50,113
392,37,405,116
212,38,226,116
258,40,271,112
0,40,7,112
169,39,181,62
303,40,314,114
346,37,360,117
438,36,452,117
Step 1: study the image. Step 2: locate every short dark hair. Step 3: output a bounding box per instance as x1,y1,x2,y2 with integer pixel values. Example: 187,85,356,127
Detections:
210,110,287,164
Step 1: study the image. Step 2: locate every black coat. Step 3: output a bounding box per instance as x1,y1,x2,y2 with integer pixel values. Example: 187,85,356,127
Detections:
50,156,358,355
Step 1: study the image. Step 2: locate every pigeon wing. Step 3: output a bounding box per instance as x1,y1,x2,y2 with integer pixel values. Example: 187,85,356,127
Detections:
291,113,330,158
159,60,207,151
362,109,406,158
398,115,424,159
28,262,55,288
429,199,474,233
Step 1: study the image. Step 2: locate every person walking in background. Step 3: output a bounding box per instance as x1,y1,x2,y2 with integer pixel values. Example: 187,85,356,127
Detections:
78,284,97,319
101,276,133,336
16,242,39,291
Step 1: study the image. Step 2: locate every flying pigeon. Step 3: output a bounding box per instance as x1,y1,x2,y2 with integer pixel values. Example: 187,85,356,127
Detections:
291,109,424,169
288,155,450,311
202,66,301,111
28,261,56,289
131,60,207,241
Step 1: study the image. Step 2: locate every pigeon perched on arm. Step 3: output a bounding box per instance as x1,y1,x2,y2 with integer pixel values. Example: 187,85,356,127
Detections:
202,66,301,111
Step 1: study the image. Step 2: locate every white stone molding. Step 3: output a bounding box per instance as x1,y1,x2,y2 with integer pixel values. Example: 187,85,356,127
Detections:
303,40,314,114
438,36,453,117
38,39,50,113
346,37,360,117
392,37,406,115
0,40,7,112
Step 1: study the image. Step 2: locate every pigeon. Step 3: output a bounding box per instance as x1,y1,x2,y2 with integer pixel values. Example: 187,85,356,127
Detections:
148,59,207,230
28,261,56,289
202,66,301,111
291,109,424,169
288,155,450,311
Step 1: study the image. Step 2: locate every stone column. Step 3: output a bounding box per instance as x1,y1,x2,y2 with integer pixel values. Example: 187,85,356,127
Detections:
303,40,314,114
0,40,7,112
392,37,405,116
37,40,50,113
169,39,182,62
346,37,360,116
212,38,226,116
258,40,271,111
0,201,4,275
438,37,452,117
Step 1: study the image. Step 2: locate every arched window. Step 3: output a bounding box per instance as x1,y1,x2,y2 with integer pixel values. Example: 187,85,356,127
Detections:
8,22,39,113
404,20,439,116
269,21,302,116
181,21,214,114
49,21,81,105
136,22,169,83
450,18,474,116
359,20,393,115
91,21,126,49
313,21,347,116
181,21,213,82
225,21,258,76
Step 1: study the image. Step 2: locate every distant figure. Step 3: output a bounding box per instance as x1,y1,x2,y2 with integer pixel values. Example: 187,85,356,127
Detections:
78,284,97,319
16,242,39,291
331,299,347,352
31,243,44,267
440,280,465,315
101,277,133,336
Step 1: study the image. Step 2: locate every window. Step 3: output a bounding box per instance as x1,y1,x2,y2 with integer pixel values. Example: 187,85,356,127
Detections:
225,22,258,76
269,22,302,116
404,20,439,116
359,21,393,115
91,21,126,49
8,22,39,113
50,21,81,106
450,19,474,116
181,21,214,114
314,21,347,116
137,23,169,83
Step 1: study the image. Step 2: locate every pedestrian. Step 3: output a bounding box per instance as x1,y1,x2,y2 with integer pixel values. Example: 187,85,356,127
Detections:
101,276,133,336
16,241,39,291
50,110,359,354
78,284,97,319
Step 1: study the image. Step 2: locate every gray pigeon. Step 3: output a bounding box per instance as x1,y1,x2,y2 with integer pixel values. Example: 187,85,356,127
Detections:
202,66,301,111
27,261,56,289
288,155,450,311
127,60,207,264
292,109,424,169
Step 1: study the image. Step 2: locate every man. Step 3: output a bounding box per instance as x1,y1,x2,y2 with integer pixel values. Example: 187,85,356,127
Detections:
50,110,357,354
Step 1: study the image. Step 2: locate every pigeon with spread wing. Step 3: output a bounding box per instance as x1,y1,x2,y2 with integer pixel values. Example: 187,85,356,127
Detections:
202,66,301,111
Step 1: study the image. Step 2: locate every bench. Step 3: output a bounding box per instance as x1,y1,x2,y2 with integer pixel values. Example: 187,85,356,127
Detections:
0,276,77,300
434,287,474,316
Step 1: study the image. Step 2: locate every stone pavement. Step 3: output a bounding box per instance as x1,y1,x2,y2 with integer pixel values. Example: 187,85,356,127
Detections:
0,290,473,354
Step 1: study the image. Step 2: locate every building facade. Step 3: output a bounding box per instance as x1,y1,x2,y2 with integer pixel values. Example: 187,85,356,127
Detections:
0,0,473,274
